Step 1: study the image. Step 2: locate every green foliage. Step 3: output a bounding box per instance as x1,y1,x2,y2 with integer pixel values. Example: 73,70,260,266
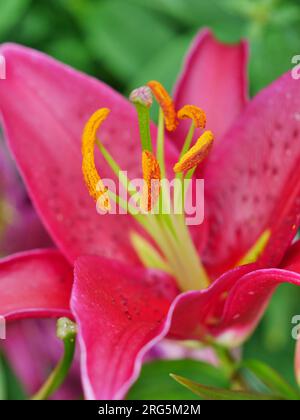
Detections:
0,354,26,400
244,284,300,387
239,359,300,400
127,359,229,400
2,0,299,95
0,0,31,40
171,374,283,400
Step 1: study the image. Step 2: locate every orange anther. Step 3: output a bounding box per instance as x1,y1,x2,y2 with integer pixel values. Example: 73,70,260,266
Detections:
178,105,206,129
147,80,178,132
141,150,161,211
174,131,214,173
82,108,111,211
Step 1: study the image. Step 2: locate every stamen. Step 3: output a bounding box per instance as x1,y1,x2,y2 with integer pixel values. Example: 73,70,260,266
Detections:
141,150,161,212
237,229,271,266
82,108,111,211
147,81,178,132
178,105,207,129
173,130,214,173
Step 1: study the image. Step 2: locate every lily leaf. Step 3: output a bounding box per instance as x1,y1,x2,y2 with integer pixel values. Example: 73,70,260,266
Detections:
240,359,300,400
0,356,6,400
0,354,26,400
74,0,174,83
0,0,30,40
128,359,229,400
170,374,283,400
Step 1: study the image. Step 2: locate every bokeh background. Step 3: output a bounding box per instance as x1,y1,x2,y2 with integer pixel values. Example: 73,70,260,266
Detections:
0,0,300,399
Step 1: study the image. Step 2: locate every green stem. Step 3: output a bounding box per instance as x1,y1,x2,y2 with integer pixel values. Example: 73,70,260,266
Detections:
31,318,77,400
179,122,195,160
209,342,248,391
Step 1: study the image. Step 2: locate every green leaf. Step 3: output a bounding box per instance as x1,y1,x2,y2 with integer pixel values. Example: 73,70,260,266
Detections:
244,284,300,386
128,33,192,93
13,2,59,45
0,354,26,400
75,0,175,83
0,0,31,40
127,359,229,400
128,33,193,123
241,360,300,400
130,0,246,42
46,37,94,73
249,25,300,94
0,356,7,400
171,374,283,400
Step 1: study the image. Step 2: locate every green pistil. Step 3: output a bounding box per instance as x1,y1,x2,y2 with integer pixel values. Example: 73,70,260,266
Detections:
135,103,153,152
130,86,153,152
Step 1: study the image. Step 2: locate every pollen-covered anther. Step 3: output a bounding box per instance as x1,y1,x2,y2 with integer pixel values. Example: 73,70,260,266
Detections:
147,80,178,132
141,150,161,212
178,105,207,129
173,130,214,173
82,108,111,211
129,86,153,108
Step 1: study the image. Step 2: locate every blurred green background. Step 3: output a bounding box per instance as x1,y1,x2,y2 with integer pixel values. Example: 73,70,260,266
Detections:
1,0,300,95
1,0,300,399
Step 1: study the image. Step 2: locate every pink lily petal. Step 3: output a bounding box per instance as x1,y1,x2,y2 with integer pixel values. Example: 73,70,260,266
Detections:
169,264,255,341
213,268,300,346
0,249,73,320
173,29,248,146
2,319,82,400
280,240,300,271
148,339,218,366
0,43,178,264
71,256,178,400
71,255,300,399
169,266,300,347
203,72,300,277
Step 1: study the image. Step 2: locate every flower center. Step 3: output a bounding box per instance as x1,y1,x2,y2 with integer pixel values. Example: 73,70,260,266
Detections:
81,81,214,292
81,81,270,292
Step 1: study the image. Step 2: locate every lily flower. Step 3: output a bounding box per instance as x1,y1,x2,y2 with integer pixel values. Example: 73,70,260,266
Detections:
0,29,300,400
